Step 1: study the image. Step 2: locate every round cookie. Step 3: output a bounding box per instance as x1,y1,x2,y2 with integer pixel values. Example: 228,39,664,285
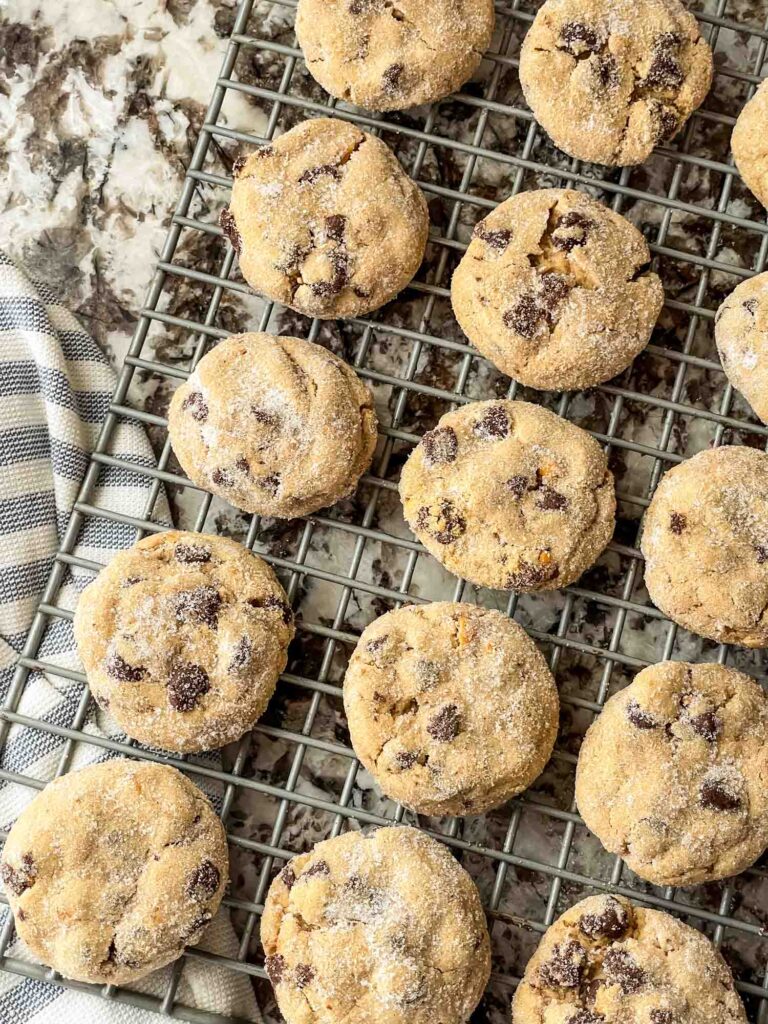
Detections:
451,188,664,391
399,400,616,592
295,0,495,112
576,661,768,886
641,446,768,647
74,530,294,753
512,893,746,1024
261,826,490,1024
1,760,228,985
519,0,714,166
220,118,429,319
168,333,377,518
344,603,559,815
732,79,768,209
715,271,768,424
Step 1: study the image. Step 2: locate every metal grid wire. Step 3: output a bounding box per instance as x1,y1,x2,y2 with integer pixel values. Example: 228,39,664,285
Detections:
3,0,768,1020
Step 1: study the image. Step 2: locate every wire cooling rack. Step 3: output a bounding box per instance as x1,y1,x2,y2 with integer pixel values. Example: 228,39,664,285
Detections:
3,0,768,1021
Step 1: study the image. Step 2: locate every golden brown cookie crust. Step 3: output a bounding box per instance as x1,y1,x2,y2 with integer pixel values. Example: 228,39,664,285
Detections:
1,760,228,985
344,603,559,815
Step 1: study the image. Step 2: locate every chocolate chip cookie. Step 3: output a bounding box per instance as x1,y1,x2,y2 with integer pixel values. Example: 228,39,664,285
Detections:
519,0,714,166
261,826,490,1024
295,0,495,112
451,188,664,390
220,118,429,318
74,530,294,753
715,271,768,424
576,661,768,886
399,400,616,592
513,894,746,1024
641,446,768,647
1,760,228,985
732,80,768,209
344,602,559,816
168,333,377,518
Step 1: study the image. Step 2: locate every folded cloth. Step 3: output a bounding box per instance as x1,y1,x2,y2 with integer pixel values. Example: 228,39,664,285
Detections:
0,251,260,1023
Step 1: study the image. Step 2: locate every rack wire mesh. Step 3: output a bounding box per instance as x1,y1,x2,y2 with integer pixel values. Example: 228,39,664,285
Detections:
3,0,768,1020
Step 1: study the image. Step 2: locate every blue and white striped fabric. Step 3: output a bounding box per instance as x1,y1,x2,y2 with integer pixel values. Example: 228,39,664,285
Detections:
0,252,260,1023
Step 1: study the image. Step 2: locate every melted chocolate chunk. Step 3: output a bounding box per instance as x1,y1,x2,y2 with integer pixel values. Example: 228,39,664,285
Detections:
743,298,759,315
295,963,316,988
700,774,742,812
1,853,36,896
536,486,568,511
757,545,768,564
473,405,510,440
325,214,346,241
473,224,513,253
395,750,419,769
669,512,687,534
415,500,467,545
650,1012,679,1024
219,208,241,254
265,953,286,984
539,939,587,988
507,559,559,590
167,663,210,712
688,710,722,742
579,897,629,940
602,948,645,993
539,272,570,307
506,475,529,498
256,472,281,496
560,22,601,55
182,391,208,422
187,860,221,899
106,652,146,682
175,586,222,629
552,211,593,252
382,62,404,92
298,164,342,185
175,542,211,564
263,594,293,624
426,703,461,742
568,1012,605,1024
212,468,234,488
652,102,680,142
646,52,684,90
594,53,619,88
305,859,330,878
422,426,458,466
505,294,545,338
626,700,658,730
235,456,250,474
280,865,297,889
228,635,253,672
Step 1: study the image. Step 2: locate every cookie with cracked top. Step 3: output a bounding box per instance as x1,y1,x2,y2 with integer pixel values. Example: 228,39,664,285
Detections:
344,602,559,815
732,80,768,209
519,0,713,166
576,661,768,886
1,760,228,985
399,400,616,592
295,0,495,111
168,333,377,518
513,894,746,1023
715,271,768,424
74,530,294,753
451,188,664,391
261,826,490,1024
221,118,428,318
641,446,768,647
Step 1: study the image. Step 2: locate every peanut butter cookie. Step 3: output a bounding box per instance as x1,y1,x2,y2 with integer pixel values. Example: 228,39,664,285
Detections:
715,271,768,424
732,80,768,209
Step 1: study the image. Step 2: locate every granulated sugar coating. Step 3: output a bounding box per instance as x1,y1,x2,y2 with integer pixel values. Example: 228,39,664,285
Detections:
641,446,768,647
519,0,713,166
715,271,768,425
221,118,429,319
451,188,664,392
576,661,768,886
513,894,746,1023
295,0,495,112
0,760,228,985
261,826,490,1024
74,530,294,752
732,79,768,210
399,399,616,592
168,333,377,518
344,602,559,816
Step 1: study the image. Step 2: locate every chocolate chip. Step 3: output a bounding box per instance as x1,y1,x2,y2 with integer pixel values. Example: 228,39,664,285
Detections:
298,164,342,185
650,1012,679,1024
700,773,742,812
175,543,211,564
422,426,458,466
669,512,686,534
305,860,330,878
506,475,529,498
105,652,146,682
581,978,603,1007
427,703,460,742
325,214,346,241
232,156,247,177
757,545,768,564
395,750,419,768
1,854,36,896
539,272,570,307
235,456,249,474
280,865,296,889
473,405,510,440
167,663,210,712
175,586,222,629
382,62,404,92
552,211,593,252
218,208,241,254
560,22,601,55
536,486,568,511
655,31,682,52
579,897,629,940
743,298,759,315
567,1012,605,1024
415,500,467,545
184,911,212,940
504,294,545,339
228,636,253,672
652,101,680,142
182,391,208,422
295,963,315,988
507,559,559,590
262,594,293,624
539,940,587,988
121,576,143,587
256,473,280,496
186,860,221,899
626,700,658,730
594,53,619,88
602,948,645,993
265,953,286,984
366,634,388,655
251,408,280,429
473,224,513,253
688,710,722,742
646,51,684,90
212,468,234,487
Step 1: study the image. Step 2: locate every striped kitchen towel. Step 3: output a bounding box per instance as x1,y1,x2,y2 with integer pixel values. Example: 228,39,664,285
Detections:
0,251,260,1023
